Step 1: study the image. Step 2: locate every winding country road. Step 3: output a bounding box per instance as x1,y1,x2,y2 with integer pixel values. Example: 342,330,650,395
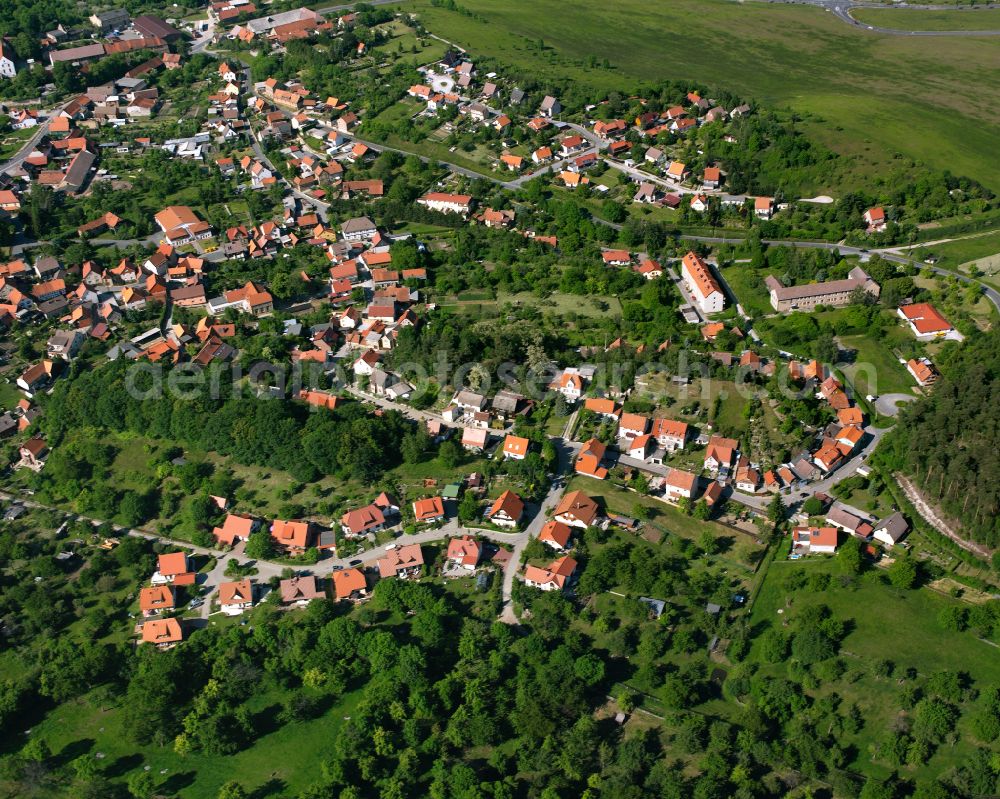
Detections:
752,0,1000,35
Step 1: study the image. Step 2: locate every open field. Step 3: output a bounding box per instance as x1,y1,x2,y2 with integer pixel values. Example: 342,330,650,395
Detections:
401,0,1000,192
837,330,914,397
749,559,1000,783
851,6,1000,31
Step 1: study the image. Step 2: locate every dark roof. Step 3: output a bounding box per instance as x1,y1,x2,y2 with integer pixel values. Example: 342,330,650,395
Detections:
133,14,183,40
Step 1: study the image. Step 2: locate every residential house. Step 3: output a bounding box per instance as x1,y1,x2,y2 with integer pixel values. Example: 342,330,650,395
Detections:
538,520,573,551
141,617,183,648
152,551,194,586
618,412,649,439
332,568,368,601
554,490,601,529
139,584,175,617
704,435,738,474
826,506,872,538
270,519,313,555
446,535,483,570
219,579,255,615
461,427,489,452
872,512,909,548
663,468,697,503
906,357,940,387
413,496,445,524
523,555,577,592
502,435,530,460
485,490,524,529
212,513,260,546
651,418,688,452
792,526,839,555
575,437,608,479
279,575,324,606
377,544,424,578
864,207,887,233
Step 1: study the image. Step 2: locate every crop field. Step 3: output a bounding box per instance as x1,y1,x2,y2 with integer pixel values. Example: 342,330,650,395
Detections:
401,0,1000,192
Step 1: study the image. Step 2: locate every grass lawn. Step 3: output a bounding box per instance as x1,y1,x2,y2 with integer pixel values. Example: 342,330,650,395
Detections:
748,559,1000,783
837,330,914,397
0,379,22,412
851,7,1000,31
719,263,773,318
23,677,362,799
400,0,1000,193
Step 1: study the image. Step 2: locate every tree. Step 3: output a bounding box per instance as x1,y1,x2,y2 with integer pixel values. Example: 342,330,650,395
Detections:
812,332,838,365
217,781,249,799
766,493,785,526
127,770,156,799
837,536,864,575
244,530,276,560
438,440,461,469
801,496,824,516
887,555,918,589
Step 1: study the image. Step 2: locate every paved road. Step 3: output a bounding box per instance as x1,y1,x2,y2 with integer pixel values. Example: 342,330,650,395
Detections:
1,119,52,175
752,0,1000,35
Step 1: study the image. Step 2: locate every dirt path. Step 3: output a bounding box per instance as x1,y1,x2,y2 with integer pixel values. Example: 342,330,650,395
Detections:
895,473,992,560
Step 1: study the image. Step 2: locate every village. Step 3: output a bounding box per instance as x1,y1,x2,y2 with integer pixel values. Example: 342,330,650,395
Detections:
0,3,984,653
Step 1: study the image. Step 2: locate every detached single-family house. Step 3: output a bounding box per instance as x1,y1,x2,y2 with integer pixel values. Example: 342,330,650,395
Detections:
523,555,577,592
219,579,255,615
279,575,324,606
446,535,483,570
872,512,909,547
378,544,424,578
554,490,601,529
485,490,524,528
332,568,368,601
792,526,839,554
538,520,573,551
413,496,445,524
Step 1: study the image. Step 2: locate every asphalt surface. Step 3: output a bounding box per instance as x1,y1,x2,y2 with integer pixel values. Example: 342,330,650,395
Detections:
754,0,1000,35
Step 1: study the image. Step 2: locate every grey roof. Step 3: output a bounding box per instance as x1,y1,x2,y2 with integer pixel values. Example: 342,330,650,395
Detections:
875,511,909,542
341,216,376,234
62,149,96,192
491,389,521,413
510,88,524,104
766,267,877,302
0,413,17,435
826,506,864,532
454,390,486,409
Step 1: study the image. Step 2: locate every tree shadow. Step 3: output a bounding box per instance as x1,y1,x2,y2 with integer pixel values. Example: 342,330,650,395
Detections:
52,738,95,769
715,535,735,554
161,770,196,793
251,704,283,738
251,777,287,799
105,752,144,778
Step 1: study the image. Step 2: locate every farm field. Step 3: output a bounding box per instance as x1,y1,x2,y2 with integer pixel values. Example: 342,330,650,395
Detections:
749,559,1000,783
400,0,1000,193
851,7,1000,31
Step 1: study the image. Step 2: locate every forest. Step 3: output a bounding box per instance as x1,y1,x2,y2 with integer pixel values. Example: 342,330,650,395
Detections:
876,327,1000,551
